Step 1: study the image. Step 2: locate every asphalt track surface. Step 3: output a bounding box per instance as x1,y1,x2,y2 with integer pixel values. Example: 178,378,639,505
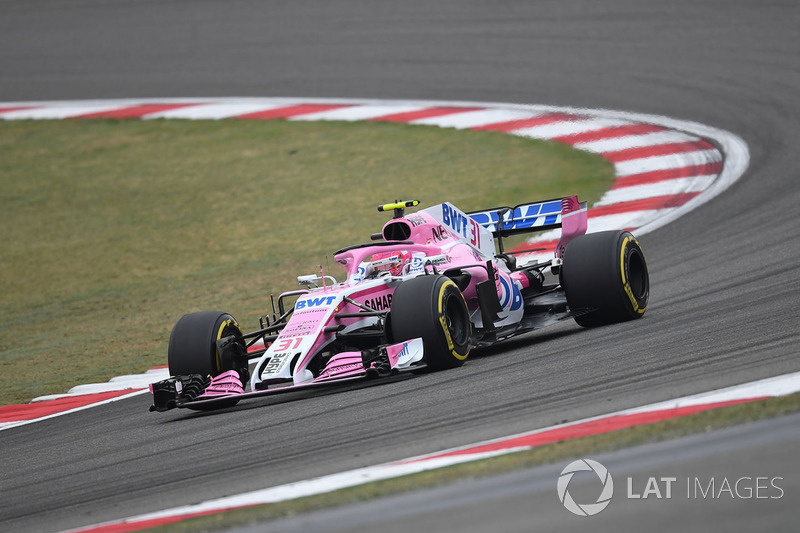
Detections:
1,1,799,531
233,413,800,533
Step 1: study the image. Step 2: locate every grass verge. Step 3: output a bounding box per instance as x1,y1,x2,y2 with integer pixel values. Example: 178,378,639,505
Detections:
153,392,800,532
0,118,614,405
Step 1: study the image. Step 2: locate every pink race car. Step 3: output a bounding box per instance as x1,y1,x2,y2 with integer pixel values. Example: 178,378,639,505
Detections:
150,198,649,412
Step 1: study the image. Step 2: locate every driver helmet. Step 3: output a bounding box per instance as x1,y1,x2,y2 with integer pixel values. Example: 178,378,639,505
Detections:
371,250,412,276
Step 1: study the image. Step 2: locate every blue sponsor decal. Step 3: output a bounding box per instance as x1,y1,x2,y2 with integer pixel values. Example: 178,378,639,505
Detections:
441,203,470,238
543,214,559,226
295,295,337,310
409,255,424,274
498,275,523,311
470,201,562,232
352,265,367,282
440,203,485,249
397,342,409,358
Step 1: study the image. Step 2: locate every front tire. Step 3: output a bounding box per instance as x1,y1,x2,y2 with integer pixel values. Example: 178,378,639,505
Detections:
168,311,244,377
389,275,471,370
561,230,649,327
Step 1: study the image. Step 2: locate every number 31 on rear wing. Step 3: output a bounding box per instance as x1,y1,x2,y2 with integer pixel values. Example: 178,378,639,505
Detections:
467,196,588,258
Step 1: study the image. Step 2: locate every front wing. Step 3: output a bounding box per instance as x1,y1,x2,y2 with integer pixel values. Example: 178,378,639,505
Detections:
150,338,424,411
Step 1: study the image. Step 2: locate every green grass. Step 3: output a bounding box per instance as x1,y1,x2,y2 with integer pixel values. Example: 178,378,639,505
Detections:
0,118,614,405
152,393,800,532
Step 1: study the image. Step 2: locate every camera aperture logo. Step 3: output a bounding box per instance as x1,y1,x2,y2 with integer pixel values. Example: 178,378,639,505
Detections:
557,459,614,516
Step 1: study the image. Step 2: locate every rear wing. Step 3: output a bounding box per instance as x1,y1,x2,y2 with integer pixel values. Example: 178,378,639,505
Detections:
468,196,588,258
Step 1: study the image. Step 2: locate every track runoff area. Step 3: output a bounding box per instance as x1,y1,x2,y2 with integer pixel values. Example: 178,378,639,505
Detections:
3,97,788,531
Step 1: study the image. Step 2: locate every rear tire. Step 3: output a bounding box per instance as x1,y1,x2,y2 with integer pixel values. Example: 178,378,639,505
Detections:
389,275,471,370
561,230,649,327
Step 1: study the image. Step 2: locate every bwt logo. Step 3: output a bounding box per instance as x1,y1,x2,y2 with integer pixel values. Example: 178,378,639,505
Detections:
295,296,336,310
440,203,470,237
557,459,614,516
396,342,410,358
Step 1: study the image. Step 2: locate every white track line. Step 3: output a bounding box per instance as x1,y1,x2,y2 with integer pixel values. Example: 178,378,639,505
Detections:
288,104,424,121
409,108,539,128
575,130,699,152
614,149,722,177
511,117,633,139
145,102,287,119
595,175,716,205
0,390,148,432
0,104,127,119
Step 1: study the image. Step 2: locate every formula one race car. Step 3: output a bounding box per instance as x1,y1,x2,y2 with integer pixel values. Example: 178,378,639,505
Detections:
150,197,649,412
